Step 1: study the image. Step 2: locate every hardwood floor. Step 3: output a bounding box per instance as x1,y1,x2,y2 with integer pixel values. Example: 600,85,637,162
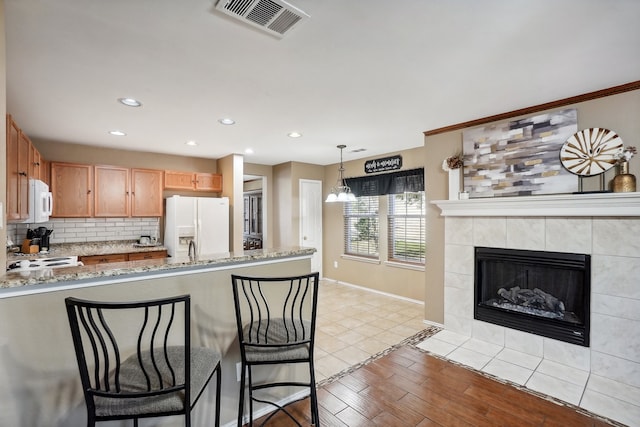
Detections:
248,344,617,427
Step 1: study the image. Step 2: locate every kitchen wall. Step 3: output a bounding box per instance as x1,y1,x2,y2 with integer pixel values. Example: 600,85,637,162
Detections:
32,139,220,174
273,161,324,249
7,217,160,246
8,139,225,249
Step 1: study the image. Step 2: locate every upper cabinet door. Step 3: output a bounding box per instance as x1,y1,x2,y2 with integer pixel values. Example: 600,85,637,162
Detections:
164,170,195,190
51,162,93,217
164,170,222,192
131,168,163,217
6,115,25,220
29,141,41,180
94,165,130,217
194,172,222,192
17,131,31,219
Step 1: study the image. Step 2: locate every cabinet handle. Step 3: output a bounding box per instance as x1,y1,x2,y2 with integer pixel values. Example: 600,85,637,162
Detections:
19,171,27,176
87,190,91,194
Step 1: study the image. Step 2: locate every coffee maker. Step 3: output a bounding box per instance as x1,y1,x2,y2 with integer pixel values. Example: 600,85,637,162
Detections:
27,227,53,251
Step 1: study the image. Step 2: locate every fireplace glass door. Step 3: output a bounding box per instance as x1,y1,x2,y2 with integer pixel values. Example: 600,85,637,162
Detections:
474,247,590,346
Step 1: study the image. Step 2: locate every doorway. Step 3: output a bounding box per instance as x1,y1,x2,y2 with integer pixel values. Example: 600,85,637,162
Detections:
243,175,265,250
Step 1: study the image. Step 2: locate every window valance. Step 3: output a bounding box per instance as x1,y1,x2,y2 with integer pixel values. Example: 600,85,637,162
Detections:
345,168,424,197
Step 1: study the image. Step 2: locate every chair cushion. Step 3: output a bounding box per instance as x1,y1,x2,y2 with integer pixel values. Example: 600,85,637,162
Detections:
243,319,311,362
93,346,220,417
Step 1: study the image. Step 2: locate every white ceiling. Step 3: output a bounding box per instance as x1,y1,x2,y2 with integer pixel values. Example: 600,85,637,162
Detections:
5,0,640,166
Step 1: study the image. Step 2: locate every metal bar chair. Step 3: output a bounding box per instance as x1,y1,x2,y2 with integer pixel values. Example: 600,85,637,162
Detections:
231,272,320,426
65,294,221,427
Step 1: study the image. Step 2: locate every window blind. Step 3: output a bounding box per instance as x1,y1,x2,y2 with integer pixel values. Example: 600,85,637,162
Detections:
343,196,379,258
387,192,426,265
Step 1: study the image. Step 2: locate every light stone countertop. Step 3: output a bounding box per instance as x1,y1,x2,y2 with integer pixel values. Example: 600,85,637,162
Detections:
1,246,316,296
6,240,168,260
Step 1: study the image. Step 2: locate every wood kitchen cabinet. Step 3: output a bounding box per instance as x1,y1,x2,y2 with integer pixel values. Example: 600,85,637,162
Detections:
80,250,167,265
39,159,51,186
79,253,128,265
127,250,168,261
94,167,163,217
28,140,43,180
131,168,163,217
54,163,163,218
6,115,30,221
194,172,222,191
51,162,93,217
94,165,129,217
164,170,222,192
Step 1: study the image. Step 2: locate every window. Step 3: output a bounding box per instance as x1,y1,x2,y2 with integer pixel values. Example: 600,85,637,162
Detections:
387,191,425,264
344,196,379,258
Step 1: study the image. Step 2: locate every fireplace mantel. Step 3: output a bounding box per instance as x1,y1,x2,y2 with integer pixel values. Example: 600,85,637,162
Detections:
432,192,640,217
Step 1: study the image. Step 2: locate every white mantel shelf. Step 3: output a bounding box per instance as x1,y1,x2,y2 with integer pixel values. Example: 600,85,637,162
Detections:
431,192,640,217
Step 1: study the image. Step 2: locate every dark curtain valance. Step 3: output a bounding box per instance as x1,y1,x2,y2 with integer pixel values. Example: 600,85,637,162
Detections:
345,168,424,197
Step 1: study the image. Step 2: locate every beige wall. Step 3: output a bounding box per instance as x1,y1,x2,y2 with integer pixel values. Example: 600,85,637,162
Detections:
33,138,219,173
271,161,324,248
422,88,640,324
272,162,291,248
218,154,244,252
322,146,427,303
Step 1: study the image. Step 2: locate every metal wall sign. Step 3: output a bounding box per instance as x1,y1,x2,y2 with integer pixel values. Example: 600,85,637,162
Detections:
364,155,402,173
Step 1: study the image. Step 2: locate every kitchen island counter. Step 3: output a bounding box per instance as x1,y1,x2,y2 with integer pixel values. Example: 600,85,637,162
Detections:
0,246,314,426
1,246,316,298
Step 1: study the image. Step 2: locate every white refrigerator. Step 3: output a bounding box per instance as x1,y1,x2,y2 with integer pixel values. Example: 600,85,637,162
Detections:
164,196,230,258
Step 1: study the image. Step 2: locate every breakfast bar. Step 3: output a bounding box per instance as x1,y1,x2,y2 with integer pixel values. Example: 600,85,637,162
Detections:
0,247,315,426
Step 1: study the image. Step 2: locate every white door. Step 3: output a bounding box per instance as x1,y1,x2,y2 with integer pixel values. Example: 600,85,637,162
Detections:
299,179,323,276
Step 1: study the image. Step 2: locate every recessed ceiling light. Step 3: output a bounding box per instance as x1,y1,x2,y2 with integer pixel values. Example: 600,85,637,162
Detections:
218,118,235,125
118,97,142,107
185,140,198,146
109,130,126,136
288,132,302,138
245,148,254,154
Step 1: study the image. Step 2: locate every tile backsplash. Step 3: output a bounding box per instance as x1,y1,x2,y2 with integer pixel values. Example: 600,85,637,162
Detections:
7,217,160,245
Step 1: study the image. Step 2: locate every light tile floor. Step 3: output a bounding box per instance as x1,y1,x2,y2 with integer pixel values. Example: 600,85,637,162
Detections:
418,330,640,427
314,279,426,383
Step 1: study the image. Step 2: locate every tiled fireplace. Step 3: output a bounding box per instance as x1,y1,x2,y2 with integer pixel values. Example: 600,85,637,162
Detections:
425,193,640,427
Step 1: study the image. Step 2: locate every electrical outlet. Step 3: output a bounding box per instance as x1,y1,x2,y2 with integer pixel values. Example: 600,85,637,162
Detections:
334,261,338,268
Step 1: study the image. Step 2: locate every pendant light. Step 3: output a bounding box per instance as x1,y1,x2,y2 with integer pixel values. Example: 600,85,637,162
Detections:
326,145,357,202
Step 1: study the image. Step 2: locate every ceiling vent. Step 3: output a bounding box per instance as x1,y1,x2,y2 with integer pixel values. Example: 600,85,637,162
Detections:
215,0,309,38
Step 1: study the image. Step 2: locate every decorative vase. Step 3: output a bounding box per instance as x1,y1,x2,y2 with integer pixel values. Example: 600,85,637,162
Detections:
611,161,636,193
448,168,461,200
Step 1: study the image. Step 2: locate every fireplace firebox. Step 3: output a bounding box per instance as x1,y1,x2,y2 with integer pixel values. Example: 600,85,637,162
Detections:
474,247,590,346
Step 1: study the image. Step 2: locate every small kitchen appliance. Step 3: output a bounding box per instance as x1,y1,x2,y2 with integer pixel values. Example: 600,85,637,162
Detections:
25,179,53,223
7,256,81,272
